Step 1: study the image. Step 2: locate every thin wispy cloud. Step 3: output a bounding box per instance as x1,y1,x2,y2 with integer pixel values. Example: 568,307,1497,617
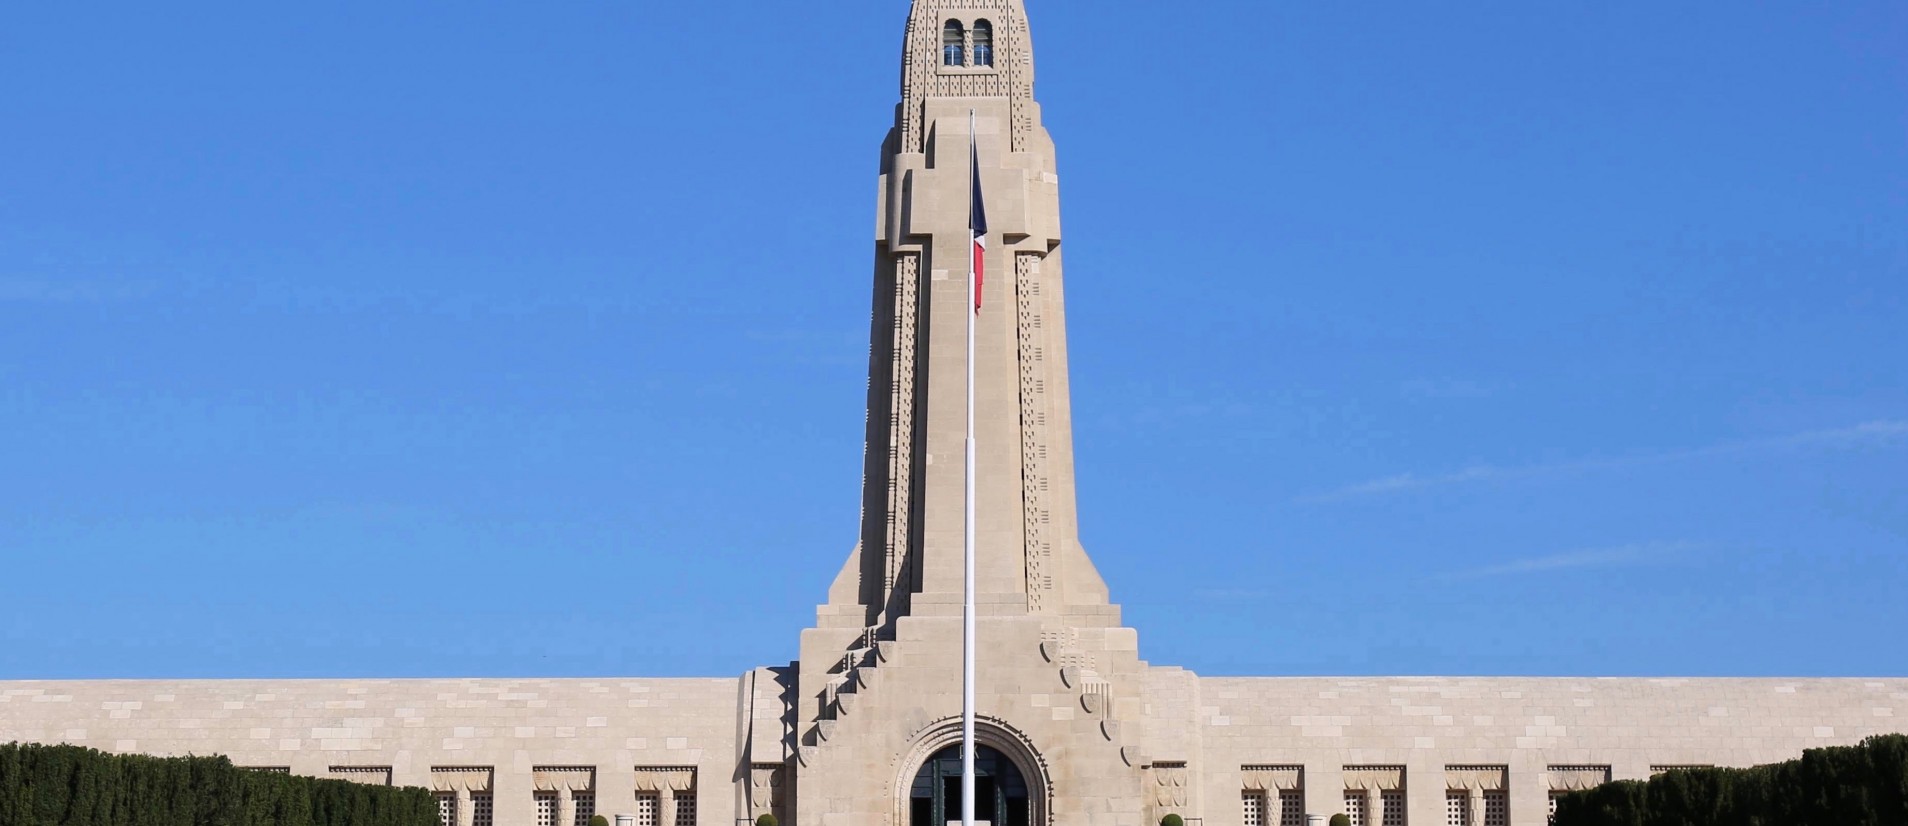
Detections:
0,277,155,304
1302,420,1908,503
1440,541,1697,581
1400,378,1496,400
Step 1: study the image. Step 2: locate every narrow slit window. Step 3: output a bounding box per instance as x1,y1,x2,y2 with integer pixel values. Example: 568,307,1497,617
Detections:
973,20,995,67
943,21,966,67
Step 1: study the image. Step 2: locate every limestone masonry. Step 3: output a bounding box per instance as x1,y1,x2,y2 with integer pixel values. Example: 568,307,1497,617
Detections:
4,3,1902,826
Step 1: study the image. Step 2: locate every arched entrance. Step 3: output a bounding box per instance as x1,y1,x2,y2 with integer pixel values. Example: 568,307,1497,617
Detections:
907,745,1031,826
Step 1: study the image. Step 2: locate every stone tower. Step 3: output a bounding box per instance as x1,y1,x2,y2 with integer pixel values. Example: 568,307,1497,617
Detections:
786,3,1154,826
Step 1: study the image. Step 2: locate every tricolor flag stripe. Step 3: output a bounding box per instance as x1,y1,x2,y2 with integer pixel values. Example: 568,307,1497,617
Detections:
970,131,988,313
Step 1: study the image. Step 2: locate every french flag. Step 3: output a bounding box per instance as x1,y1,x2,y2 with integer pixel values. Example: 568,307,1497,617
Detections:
970,132,988,313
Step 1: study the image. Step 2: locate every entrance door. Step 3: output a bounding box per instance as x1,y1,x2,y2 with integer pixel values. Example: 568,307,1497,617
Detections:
908,745,1030,826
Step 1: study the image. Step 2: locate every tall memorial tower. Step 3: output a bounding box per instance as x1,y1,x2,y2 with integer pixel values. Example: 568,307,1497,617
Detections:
790,2,1154,825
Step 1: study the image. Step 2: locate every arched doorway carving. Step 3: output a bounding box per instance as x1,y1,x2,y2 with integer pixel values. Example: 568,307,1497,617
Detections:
893,718,1050,826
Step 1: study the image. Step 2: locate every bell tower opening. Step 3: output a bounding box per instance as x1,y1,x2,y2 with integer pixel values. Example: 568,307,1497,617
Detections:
907,745,1031,826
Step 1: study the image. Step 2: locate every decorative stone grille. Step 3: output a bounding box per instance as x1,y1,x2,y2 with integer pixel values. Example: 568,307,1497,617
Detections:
1242,791,1264,826
1446,791,1469,826
535,793,558,826
1343,791,1368,826
673,791,696,826
1483,791,1508,826
1381,790,1406,826
1279,791,1305,826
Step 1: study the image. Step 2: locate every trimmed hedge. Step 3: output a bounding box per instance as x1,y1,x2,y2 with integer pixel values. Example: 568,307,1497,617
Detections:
0,742,438,826
1553,734,1908,826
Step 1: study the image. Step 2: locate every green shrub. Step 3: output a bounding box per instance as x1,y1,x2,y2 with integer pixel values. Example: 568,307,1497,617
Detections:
0,743,438,826
756,815,778,826
1552,734,1908,825
592,816,611,826
1329,815,1352,826
1160,814,1184,826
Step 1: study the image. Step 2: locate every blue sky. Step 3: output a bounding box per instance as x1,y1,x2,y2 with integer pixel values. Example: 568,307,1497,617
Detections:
1,1,1904,680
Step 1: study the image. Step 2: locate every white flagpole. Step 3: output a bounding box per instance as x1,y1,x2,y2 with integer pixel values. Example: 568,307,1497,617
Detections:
961,108,979,826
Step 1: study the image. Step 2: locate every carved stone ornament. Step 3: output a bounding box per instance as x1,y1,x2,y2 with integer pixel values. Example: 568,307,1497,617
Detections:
532,766,595,793
1446,765,1507,791
430,767,494,794
1343,766,1405,792
1149,762,1189,808
632,767,695,793
749,764,784,814
1548,766,1613,792
1242,766,1303,793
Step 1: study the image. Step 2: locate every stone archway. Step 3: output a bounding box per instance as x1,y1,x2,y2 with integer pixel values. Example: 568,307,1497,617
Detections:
908,744,1029,826
893,718,1051,826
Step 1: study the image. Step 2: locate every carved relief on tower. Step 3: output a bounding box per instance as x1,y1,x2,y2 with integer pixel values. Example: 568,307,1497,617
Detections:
1016,251,1053,611
1000,5,1035,151
883,252,924,611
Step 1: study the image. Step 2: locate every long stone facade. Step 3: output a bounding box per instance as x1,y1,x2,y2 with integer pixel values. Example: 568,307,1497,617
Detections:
4,3,1904,826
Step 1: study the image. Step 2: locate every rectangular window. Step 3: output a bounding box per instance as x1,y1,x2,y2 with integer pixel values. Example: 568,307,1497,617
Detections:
1279,790,1305,826
1381,790,1406,826
673,791,696,826
536,793,558,826
471,794,493,826
437,794,458,826
574,793,597,826
1243,791,1265,826
1483,791,1507,826
1548,791,1563,825
635,793,659,826
1446,791,1469,826
1344,791,1369,826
